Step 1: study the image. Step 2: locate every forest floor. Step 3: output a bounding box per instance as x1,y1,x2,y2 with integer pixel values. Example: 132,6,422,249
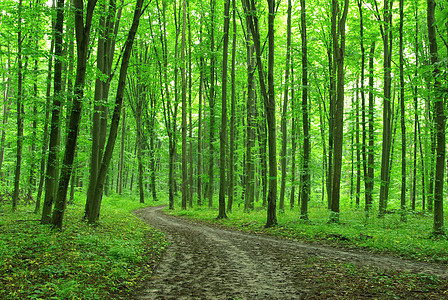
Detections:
133,206,447,300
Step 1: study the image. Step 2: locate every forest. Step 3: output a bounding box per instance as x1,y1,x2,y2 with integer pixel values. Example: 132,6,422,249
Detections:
0,0,447,233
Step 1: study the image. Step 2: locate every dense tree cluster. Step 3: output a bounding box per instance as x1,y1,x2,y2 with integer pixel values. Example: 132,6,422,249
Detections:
0,0,446,232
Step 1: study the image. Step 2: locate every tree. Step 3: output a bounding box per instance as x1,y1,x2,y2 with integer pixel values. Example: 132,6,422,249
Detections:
12,0,24,212
399,0,406,221
207,0,216,208
280,0,293,213
227,0,237,213
329,0,349,223
427,0,445,236
41,0,65,223
217,0,231,219
87,0,147,224
51,0,98,229
181,0,188,210
300,0,310,220
377,0,393,218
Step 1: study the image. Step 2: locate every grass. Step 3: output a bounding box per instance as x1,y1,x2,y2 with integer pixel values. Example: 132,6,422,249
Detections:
167,199,448,264
0,192,167,300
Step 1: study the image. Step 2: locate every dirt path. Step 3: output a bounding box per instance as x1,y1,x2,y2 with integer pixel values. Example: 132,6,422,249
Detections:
134,206,447,300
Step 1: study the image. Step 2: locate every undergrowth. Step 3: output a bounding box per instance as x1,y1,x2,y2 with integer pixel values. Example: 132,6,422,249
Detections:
167,200,448,264
0,192,167,300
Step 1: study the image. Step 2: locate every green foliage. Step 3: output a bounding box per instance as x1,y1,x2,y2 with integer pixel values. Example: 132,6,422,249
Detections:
0,195,167,300
168,201,448,264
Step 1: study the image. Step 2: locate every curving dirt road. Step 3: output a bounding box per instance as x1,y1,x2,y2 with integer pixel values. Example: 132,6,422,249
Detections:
134,206,448,300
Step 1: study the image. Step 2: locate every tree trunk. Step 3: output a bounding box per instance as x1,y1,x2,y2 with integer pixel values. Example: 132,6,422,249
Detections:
207,0,216,208
280,0,292,213
244,0,277,226
227,0,237,213
41,0,64,223
117,106,125,195
188,4,193,208
181,0,188,210
85,0,119,217
427,0,445,235
378,0,393,218
355,84,361,208
366,41,375,213
12,0,24,212
218,0,231,219
51,0,98,229
399,0,406,221
243,8,255,212
329,0,349,223
300,0,310,220
87,0,145,224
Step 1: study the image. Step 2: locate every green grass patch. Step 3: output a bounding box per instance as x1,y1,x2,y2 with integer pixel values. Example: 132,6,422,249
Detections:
167,201,448,264
0,193,167,300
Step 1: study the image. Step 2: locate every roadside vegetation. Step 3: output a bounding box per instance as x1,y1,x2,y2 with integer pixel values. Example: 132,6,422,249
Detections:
168,200,447,264
0,194,167,300
167,199,448,298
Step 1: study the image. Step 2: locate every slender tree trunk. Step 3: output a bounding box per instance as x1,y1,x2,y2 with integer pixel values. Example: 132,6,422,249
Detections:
300,0,310,220
227,0,237,213
244,11,255,212
290,59,297,209
399,0,406,221
217,0,231,219
85,0,119,217
330,0,349,223
87,0,145,224
86,2,107,217
243,0,277,226
366,41,375,213
207,0,216,208
197,56,203,206
411,8,419,210
181,0,188,210
188,4,193,208
118,106,125,195
41,0,64,223
327,46,335,210
12,0,24,212
51,0,98,229
378,0,393,218
427,0,445,235
280,0,292,213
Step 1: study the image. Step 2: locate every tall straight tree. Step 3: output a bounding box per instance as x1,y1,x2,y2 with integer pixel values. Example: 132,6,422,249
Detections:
227,0,237,213
244,0,277,227
300,0,310,220
280,0,292,212
41,0,64,223
12,0,24,212
427,0,444,235
51,0,98,229
366,41,375,213
217,0,231,219
329,0,348,223
242,2,256,212
181,0,188,210
377,0,393,218
187,3,193,207
399,0,406,221
207,0,216,208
